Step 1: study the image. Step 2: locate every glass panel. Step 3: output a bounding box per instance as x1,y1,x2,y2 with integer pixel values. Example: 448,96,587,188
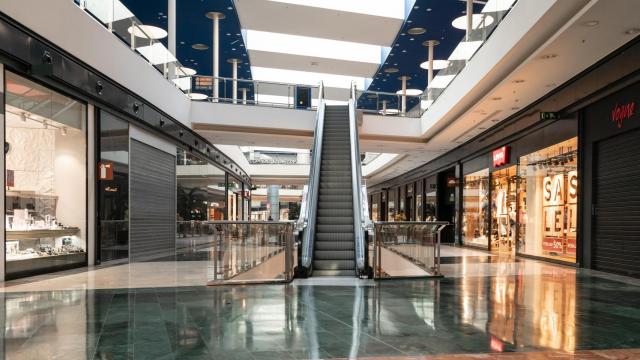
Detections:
387,189,396,222
415,180,423,221
462,169,490,247
490,165,517,253
425,176,437,221
227,178,242,221
176,221,295,284
176,149,226,221
5,72,87,277
98,111,129,262
517,137,578,263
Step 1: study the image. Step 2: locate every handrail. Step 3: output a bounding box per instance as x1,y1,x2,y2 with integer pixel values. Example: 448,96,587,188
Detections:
299,82,325,273
349,82,367,275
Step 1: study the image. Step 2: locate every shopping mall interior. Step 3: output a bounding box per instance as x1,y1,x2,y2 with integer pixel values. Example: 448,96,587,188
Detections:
0,0,640,359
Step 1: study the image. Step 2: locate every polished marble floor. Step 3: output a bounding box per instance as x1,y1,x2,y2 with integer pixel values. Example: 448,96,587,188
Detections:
2,247,640,359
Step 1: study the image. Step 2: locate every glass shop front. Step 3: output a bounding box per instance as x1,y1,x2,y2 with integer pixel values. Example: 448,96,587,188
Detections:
4,72,88,278
461,126,578,263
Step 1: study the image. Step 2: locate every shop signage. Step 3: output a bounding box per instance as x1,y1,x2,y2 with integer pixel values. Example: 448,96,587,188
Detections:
6,169,14,188
540,112,559,121
98,162,114,181
492,146,510,168
611,101,636,128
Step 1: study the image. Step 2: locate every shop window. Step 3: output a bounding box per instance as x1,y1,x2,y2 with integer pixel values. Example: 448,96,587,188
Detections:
4,72,87,277
98,111,129,262
425,176,437,221
462,169,490,247
228,178,242,221
387,190,396,222
415,180,423,221
490,166,518,253
176,149,226,222
517,137,578,263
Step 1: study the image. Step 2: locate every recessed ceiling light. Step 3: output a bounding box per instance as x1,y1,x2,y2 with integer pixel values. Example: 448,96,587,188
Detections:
452,14,495,30
419,60,450,70
582,20,599,27
540,53,558,60
384,67,399,73
491,97,502,101
511,107,520,110
396,89,423,96
408,27,426,35
426,8,432,12
546,83,557,88
512,79,525,84
189,93,208,100
192,43,209,50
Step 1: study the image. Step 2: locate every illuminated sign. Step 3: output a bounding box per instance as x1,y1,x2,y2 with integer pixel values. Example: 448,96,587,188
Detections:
611,101,636,128
492,146,509,168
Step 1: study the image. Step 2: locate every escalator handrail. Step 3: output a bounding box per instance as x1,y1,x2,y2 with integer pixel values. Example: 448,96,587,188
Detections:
300,82,325,270
349,82,366,273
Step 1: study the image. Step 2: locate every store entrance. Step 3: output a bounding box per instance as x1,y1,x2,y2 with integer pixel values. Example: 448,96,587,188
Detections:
491,166,517,254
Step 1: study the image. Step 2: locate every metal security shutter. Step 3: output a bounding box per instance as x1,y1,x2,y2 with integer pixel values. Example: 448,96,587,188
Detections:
130,140,176,262
593,129,640,277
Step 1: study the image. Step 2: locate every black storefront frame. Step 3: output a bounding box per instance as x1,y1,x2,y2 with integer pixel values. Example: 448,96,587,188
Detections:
3,68,90,279
459,119,580,264
579,77,640,275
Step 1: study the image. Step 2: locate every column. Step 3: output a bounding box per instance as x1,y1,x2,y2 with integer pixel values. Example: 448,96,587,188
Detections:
466,0,473,41
227,58,242,104
422,40,439,102
398,76,411,116
267,185,280,221
168,0,177,80
206,12,225,101
240,88,248,105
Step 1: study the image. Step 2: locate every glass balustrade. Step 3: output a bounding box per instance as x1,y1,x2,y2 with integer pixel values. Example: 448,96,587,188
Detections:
372,221,448,278
177,221,295,285
75,0,193,94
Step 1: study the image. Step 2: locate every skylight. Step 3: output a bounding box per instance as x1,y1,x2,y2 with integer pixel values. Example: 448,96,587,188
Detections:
482,0,518,13
267,0,406,19
245,30,387,64
251,67,368,89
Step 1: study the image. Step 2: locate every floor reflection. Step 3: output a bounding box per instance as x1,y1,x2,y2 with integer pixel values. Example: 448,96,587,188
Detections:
2,256,640,359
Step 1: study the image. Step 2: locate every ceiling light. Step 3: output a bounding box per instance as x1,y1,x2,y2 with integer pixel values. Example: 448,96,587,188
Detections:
481,0,517,13
407,27,426,35
449,41,483,60
379,109,400,115
511,106,520,110
177,67,197,76
384,68,399,73
189,93,208,100
491,97,502,101
582,20,599,27
452,14,495,30
419,60,450,70
128,25,168,40
395,89,423,96
192,43,209,50
512,79,525,84
428,75,455,89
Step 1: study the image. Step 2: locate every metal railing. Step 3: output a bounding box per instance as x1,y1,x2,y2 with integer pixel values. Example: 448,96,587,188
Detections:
76,0,193,94
192,76,320,110
355,90,424,118
372,221,448,278
349,82,367,276
177,221,295,285
298,82,325,274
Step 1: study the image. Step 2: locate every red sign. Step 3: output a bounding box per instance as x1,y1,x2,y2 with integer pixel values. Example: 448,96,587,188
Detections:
542,237,563,252
492,146,510,168
98,162,114,180
6,169,14,188
611,101,636,128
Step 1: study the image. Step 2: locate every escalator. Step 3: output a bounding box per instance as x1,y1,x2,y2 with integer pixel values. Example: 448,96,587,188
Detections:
295,83,371,277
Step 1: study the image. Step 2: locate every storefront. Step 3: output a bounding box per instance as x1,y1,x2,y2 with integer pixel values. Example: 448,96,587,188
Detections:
4,72,88,278
580,80,640,277
460,119,578,264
